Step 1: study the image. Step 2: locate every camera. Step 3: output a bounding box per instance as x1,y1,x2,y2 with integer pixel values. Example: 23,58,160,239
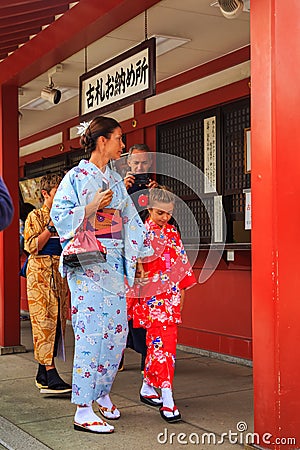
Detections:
133,173,150,186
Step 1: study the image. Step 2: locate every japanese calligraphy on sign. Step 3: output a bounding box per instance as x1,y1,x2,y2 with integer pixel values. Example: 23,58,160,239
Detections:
80,38,156,119
204,116,217,193
213,195,223,242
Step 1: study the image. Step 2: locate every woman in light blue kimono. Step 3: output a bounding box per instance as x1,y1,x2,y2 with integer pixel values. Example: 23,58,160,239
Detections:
51,116,153,434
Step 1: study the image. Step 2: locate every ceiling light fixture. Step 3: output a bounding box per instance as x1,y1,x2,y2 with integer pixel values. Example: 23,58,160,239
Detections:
150,34,191,57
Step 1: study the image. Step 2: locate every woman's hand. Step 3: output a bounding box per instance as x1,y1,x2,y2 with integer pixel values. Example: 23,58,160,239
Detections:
93,188,113,209
85,188,113,218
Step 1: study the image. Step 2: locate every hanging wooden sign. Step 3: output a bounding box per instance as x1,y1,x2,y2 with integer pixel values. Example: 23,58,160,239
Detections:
79,38,156,120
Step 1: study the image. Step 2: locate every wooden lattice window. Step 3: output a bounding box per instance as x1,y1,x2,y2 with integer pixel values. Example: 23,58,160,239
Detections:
222,99,250,195
157,98,250,243
157,112,218,243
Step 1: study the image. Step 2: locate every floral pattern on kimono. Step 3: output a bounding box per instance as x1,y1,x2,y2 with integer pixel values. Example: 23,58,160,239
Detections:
128,218,196,329
128,218,196,389
50,160,153,405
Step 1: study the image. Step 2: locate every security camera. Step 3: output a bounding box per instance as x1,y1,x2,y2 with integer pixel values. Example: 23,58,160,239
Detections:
41,76,61,104
41,86,61,104
218,0,245,19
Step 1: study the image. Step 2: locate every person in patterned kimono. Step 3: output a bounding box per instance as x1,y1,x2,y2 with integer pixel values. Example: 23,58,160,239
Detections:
50,116,153,434
24,174,71,395
128,186,196,423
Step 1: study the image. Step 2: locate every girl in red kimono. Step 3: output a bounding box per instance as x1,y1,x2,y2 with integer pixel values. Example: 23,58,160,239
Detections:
128,186,196,423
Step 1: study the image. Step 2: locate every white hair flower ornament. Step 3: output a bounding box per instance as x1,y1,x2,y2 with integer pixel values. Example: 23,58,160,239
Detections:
76,121,91,136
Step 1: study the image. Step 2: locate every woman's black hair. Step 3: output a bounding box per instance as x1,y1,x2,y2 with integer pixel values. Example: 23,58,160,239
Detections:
80,116,121,153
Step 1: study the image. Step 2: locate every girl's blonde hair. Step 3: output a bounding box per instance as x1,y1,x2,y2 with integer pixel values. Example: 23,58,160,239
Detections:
148,185,175,207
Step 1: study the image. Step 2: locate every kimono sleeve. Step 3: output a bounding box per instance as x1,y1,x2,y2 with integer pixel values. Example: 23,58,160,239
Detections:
24,210,43,255
50,171,85,247
173,229,197,291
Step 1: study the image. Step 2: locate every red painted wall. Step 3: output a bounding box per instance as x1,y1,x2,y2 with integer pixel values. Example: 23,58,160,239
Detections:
179,251,252,360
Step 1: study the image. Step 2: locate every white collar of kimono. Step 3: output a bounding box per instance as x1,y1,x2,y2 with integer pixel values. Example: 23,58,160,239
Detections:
102,166,109,178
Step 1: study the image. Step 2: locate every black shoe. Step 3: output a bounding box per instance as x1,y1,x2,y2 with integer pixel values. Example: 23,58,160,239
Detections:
40,382,72,394
35,364,48,389
40,368,72,394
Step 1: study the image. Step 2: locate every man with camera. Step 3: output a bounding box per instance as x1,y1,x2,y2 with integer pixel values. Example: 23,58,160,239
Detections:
121,144,157,373
124,144,157,221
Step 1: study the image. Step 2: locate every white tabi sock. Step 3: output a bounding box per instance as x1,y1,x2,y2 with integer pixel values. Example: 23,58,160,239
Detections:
75,405,100,424
140,380,161,404
96,394,113,409
161,388,179,418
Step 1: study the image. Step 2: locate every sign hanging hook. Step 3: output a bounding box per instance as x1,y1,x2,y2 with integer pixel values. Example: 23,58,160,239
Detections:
144,9,148,40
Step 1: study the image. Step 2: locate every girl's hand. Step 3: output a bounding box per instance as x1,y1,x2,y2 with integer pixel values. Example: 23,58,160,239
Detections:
135,260,149,285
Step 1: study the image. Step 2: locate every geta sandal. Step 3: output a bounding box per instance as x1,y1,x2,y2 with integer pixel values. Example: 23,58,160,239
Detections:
159,405,182,423
140,393,163,407
74,420,114,434
98,404,121,420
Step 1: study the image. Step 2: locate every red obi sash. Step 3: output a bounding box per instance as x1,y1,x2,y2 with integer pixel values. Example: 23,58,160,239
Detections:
94,208,122,239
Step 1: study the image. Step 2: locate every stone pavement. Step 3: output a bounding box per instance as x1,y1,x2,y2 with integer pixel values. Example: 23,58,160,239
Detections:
0,320,253,449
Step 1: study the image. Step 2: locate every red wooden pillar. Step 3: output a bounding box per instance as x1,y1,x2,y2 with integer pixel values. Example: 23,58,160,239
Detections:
251,0,300,447
0,84,25,354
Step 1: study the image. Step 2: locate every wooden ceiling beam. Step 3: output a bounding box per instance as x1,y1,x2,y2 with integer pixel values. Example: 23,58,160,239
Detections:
0,6,68,27
0,0,162,86
0,43,20,53
0,0,71,18
0,17,52,36
0,46,19,60
0,28,41,46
